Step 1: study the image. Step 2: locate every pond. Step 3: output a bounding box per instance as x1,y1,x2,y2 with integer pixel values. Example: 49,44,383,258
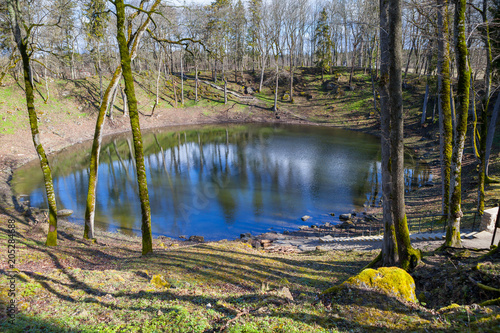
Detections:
12,123,431,240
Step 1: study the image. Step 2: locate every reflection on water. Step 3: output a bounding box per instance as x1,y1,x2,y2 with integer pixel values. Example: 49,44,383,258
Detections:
12,124,431,240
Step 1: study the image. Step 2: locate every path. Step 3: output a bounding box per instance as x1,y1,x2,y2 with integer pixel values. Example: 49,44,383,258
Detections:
257,229,500,252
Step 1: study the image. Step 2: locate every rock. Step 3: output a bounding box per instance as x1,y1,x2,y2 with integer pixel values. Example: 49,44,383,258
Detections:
298,225,309,230
276,287,294,302
179,235,187,240
319,235,334,243
30,223,49,235
245,86,254,94
480,207,498,232
324,267,417,303
283,230,289,235
339,213,351,221
74,309,89,318
329,213,335,216
310,225,317,229
324,222,331,227
338,221,354,229
240,232,252,239
57,209,73,217
150,275,170,289
301,215,311,221
260,239,272,244
189,235,204,242
251,240,262,249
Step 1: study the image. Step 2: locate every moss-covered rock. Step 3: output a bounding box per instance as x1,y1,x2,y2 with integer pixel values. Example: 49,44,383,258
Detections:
151,274,170,289
324,267,417,303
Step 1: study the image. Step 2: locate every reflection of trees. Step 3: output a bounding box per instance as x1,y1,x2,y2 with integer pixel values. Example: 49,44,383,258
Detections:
15,124,434,240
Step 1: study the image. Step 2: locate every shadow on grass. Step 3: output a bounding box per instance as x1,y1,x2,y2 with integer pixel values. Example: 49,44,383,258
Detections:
0,313,82,333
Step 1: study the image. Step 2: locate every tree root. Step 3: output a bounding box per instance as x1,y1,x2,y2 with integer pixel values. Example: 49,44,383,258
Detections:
364,251,381,269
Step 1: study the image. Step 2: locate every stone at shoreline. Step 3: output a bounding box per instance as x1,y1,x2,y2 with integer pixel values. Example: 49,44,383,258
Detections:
189,235,204,242
319,235,334,243
251,240,262,249
240,232,252,239
330,213,335,216
339,213,351,221
298,225,308,230
57,209,73,217
338,221,354,229
301,215,311,221
179,235,187,240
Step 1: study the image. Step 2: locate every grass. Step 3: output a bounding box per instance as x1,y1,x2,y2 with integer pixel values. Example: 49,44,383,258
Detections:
1,66,500,332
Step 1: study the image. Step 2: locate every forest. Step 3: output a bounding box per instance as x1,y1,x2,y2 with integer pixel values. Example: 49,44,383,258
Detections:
0,0,500,332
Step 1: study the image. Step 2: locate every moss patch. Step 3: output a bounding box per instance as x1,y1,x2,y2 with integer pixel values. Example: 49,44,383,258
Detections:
325,267,417,303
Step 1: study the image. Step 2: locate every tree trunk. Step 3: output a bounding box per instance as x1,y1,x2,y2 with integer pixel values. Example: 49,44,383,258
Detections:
195,63,199,102
445,0,470,248
421,68,430,125
180,51,184,106
478,0,493,214
224,76,228,105
389,0,419,270
120,83,128,116
108,84,118,120
273,61,279,112
152,53,162,115
115,0,153,255
8,0,58,246
403,38,415,85
368,35,377,112
84,0,159,241
289,51,293,102
259,55,266,92
380,0,398,266
85,67,122,240
44,59,50,103
485,92,500,176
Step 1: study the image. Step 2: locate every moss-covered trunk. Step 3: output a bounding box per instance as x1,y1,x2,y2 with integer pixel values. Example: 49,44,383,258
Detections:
7,0,58,246
478,0,493,215
445,0,470,248
84,67,122,240
379,0,398,266
115,0,153,255
437,0,452,221
388,0,420,269
85,0,160,241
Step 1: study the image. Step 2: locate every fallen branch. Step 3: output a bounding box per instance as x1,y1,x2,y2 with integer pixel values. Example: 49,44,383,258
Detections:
468,276,500,293
219,309,250,332
201,80,254,100
480,297,500,306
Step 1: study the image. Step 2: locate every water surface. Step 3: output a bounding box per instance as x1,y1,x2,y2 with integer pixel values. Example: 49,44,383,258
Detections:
12,124,431,240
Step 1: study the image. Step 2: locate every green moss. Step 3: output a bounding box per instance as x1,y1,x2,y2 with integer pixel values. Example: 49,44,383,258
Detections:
150,274,170,289
325,267,417,303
